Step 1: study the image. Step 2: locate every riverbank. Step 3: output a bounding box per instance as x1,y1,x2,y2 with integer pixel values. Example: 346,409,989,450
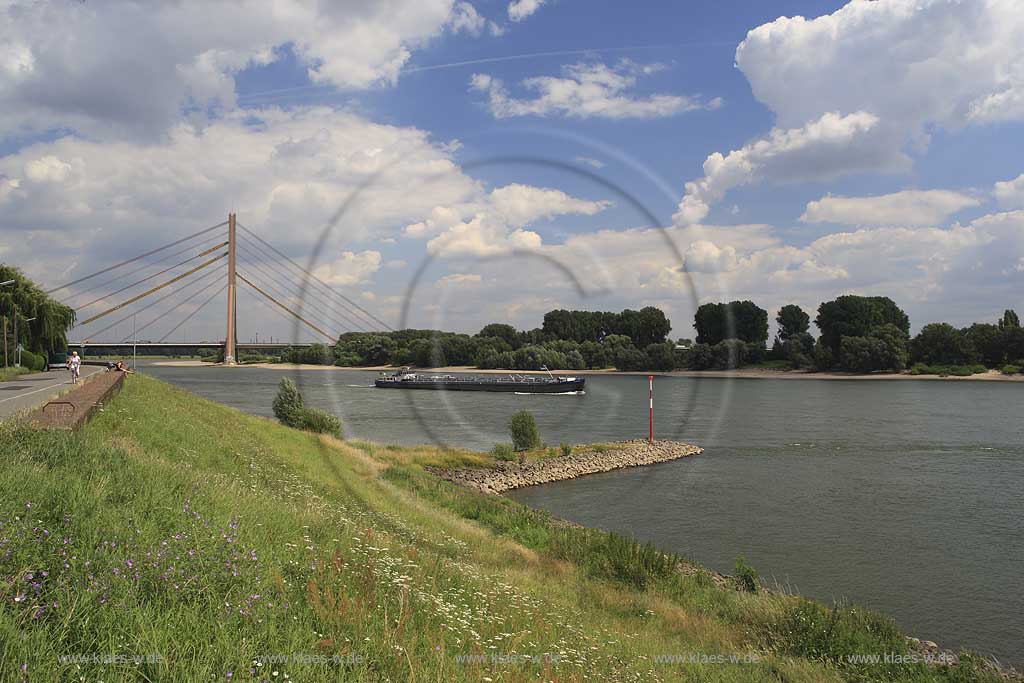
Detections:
152,358,1024,382
426,439,703,494
0,374,1015,681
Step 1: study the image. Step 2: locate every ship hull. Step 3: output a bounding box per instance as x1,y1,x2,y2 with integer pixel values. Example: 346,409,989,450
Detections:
374,378,585,393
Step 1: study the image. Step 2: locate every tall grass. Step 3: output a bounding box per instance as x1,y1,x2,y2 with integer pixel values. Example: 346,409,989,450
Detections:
0,375,1010,682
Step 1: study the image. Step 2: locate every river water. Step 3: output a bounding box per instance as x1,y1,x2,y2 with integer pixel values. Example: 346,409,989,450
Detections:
139,362,1023,665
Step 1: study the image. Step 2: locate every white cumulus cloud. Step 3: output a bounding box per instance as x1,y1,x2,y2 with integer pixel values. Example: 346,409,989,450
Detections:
470,61,721,120
736,0,1024,132
674,111,901,226
312,250,382,286
675,0,1024,225
404,182,609,258
994,173,1024,208
508,0,547,22
801,190,981,226
0,0,466,139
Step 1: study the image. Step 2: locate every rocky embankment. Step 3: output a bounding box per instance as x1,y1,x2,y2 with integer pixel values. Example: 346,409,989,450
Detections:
427,439,703,494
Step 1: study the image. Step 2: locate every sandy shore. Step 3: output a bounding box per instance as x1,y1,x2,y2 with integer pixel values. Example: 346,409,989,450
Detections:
150,359,1023,382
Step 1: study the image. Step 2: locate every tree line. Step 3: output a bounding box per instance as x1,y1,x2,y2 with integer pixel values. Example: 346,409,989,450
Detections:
687,296,1023,375
283,306,678,371
278,297,1024,376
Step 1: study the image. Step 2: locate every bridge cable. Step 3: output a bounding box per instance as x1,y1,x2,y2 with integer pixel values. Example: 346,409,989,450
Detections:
78,252,227,326
75,241,228,311
236,222,392,330
235,245,369,334
121,270,228,342
233,239,373,333
158,284,228,343
236,272,335,341
235,244,368,334
76,265,226,340
46,220,228,294
242,286,320,344
64,230,228,304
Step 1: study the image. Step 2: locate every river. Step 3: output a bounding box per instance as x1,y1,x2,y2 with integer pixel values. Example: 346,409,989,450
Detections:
139,362,1024,665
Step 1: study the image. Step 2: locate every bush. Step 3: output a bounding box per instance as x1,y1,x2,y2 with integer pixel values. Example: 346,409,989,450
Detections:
711,339,747,369
909,363,987,377
272,377,343,437
18,350,45,371
1002,364,1021,375
508,410,540,451
296,406,342,438
733,556,759,593
491,443,515,461
560,442,572,457
685,343,715,370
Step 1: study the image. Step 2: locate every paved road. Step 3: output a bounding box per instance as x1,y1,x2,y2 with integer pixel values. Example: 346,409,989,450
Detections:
0,366,106,420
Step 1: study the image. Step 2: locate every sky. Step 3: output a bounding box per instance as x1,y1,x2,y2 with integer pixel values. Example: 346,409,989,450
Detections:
1,0,1023,344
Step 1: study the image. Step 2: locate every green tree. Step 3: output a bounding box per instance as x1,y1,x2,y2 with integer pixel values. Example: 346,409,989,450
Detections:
694,301,768,345
644,342,676,371
815,295,909,354
711,339,747,369
477,323,518,346
685,343,714,370
508,410,541,451
910,323,976,366
782,333,814,369
635,306,671,347
962,323,1005,367
694,303,726,345
999,309,1020,329
838,324,908,373
0,265,77,359
868,323,909,371
272,377,304,427
408,338,446,367
776,304,810,340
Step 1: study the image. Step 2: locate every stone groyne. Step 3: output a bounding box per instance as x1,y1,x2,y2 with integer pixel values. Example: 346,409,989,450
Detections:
427,439,703,494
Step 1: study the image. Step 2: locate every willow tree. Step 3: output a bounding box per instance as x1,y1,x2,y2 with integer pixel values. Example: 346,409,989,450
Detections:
0,265,76,358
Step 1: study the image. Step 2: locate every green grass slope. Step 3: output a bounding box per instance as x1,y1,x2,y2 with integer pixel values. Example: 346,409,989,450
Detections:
0,375,1007,682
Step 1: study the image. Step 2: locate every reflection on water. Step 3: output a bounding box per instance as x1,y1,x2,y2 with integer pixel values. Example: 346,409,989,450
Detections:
140,362,1024,665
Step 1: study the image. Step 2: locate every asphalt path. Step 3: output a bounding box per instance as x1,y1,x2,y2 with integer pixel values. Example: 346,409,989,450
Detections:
0,365,106,420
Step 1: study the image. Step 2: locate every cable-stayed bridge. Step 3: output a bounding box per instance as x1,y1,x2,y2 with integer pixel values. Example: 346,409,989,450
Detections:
51,214,388,363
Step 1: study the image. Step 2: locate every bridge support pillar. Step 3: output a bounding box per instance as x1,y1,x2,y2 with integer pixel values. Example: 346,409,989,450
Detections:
224,212,237,365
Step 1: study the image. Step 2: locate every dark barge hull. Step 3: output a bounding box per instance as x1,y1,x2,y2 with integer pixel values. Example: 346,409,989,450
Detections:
374,378,585,393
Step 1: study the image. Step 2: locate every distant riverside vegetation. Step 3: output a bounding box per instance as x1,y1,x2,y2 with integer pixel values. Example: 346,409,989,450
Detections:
274,298,1024,376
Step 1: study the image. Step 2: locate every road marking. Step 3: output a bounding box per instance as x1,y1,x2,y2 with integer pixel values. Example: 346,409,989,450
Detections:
0,380,71,404
0,368,99,405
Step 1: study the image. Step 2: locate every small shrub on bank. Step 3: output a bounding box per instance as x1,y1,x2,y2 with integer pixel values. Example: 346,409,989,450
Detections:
297,406,342,438
560,442,572,457
508,410,540,451
491,443,515,461
733,556,759,592
272,377,342,437
909,363,987,376
1001,364,1021,375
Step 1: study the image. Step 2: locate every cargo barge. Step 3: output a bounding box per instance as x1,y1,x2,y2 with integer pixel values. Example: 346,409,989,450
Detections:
374,368,584,393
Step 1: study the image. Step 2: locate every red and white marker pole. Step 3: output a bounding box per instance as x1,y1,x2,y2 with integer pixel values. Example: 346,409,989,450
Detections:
648,375,654,442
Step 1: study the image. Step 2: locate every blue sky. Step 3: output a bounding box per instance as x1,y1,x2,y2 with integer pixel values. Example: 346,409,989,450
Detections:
1,0,1023,342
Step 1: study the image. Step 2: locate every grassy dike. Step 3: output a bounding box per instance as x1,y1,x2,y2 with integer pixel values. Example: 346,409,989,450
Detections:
0,375,1008,682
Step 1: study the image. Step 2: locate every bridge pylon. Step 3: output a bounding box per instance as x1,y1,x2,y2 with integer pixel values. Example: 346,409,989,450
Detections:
224,212,237,365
